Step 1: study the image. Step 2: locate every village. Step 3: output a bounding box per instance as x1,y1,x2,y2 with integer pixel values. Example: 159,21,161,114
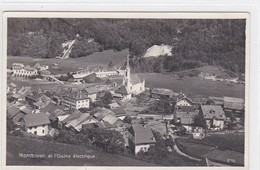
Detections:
6,54,245,166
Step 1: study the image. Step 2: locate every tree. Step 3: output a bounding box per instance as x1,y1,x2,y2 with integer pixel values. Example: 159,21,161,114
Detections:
193,113,207,129
108,61,114,68
101,91,113,105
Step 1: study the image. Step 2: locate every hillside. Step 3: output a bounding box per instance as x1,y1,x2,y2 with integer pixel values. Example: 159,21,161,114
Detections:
7,135,153,166
7,18,246,74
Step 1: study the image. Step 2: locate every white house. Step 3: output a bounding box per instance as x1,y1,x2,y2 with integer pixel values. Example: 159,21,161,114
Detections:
176,97,194,106
23,113,50,136
62,90,90,110
12,63,38,77
84,87,98,102
128,124,156,155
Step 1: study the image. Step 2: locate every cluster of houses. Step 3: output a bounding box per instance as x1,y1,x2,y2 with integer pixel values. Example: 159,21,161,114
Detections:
150,87,244,132
7,55,245,159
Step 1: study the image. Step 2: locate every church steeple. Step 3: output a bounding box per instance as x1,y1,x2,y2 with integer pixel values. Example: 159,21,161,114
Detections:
123,51,131,90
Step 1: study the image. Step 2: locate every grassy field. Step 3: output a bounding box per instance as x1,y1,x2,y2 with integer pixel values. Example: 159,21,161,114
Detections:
7,49,127,74
6,135,154,166
138,73,245,98
178,133,244,154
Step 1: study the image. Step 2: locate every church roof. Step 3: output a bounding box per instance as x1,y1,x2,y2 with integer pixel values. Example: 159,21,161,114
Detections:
130,74,143,85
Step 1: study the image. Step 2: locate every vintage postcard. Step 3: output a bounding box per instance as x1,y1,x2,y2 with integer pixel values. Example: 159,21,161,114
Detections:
2,12,249,170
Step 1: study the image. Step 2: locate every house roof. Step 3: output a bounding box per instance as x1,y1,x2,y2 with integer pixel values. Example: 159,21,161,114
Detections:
102,114,118,125
130,74,143,85
176,105,199,113
61,110,83,124
63,90,89,100
84,87,98,94
20,107,32,115
151,88,174,96
24,113,50,127
7,106,21,118
65,113,91,128
111,107,126,117
115,85,130,95
224,97,244,110
203,150,244,166
105,78,124,86
129,124,156,145
201,105,226,120
91,107,112,120
108,102,120,108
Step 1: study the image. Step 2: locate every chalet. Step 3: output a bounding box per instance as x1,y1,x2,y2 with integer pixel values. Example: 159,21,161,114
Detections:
65,113,91,129
23,113,50,136
175,106,199,132
62,90,90,110
200,105,226,130
128,124,156,155
151,88,174,99
26,93,51,109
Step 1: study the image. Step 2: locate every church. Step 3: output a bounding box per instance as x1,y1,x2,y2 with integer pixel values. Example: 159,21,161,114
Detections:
114,54,145,101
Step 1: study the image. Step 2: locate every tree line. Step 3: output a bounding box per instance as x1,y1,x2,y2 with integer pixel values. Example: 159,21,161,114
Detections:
7,18,246,73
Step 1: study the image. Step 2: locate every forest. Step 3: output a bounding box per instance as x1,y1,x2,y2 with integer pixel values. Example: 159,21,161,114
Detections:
7,18,246,74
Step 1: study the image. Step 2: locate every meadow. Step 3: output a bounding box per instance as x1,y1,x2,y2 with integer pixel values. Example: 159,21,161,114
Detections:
138,73,245,98
7,49,128,74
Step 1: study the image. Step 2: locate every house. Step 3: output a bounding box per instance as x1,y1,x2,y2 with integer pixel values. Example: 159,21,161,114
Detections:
62,90,90,110
176,96,194,106
128,124,156,155
12,63,38,77
26,93,52,109
200,105,226,130
23,113,50,136
84,87,98,102
203,149,244,166
59,110,83,129
65,113,91,129
151,88,174,99
7,105,32,124
11,86,32,102
174,106,200,132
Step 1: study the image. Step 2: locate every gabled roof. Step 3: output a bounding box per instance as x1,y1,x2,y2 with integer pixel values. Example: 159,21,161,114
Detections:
115,85,130,95
84,87,98,95
65,113,91,128
7,106,21,118
63,90,89,100
130,74,143,85
91,107,112,120
102,114,118,125
61,110,83,124
176,105,199,113
24,113,50,127
111,107,127,117
201,105,226,120
151,88,174,96
129,124,156,145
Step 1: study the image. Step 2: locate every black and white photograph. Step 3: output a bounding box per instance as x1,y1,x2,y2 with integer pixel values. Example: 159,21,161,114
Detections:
3,12,248,168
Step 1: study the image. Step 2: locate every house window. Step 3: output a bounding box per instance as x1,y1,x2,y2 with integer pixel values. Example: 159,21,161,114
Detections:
34,131,37,135
42,130,45,134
